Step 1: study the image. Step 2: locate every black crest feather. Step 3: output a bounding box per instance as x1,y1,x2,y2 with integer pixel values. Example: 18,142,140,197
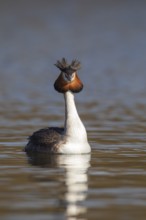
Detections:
70,59,81,71
55,58,81,73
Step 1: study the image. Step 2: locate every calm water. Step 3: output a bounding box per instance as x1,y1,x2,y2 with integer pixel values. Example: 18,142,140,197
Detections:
1,1,146,219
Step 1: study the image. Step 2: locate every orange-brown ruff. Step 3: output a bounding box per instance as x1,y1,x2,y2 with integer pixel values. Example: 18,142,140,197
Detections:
25,58,91,154
54,73,83,93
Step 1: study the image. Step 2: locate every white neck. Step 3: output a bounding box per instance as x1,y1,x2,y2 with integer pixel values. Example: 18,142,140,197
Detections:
64,91,88,143
59,91,91,154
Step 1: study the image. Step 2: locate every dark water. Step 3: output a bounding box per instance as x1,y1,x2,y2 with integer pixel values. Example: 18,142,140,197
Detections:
1,1,146,219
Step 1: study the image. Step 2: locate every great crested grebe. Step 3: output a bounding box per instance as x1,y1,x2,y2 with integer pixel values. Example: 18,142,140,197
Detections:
25,58,91,154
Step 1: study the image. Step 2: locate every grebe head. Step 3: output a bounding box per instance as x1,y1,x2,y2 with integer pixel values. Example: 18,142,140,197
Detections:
54,58,83,93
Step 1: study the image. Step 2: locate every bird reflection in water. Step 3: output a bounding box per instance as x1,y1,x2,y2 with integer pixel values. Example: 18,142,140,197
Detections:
58,154,91,218
26,152,91,219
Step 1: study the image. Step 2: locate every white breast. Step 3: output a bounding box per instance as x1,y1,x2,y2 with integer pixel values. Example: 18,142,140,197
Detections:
59,142,91,154
58,91,91,154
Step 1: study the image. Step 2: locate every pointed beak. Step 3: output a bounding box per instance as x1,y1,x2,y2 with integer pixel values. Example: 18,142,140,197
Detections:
64,72,75,82
67,73,73,82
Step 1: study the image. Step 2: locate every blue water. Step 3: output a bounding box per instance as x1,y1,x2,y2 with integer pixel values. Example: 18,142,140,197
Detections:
1,1,146,219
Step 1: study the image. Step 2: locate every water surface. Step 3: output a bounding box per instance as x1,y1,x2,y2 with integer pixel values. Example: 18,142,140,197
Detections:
1,1,146,219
